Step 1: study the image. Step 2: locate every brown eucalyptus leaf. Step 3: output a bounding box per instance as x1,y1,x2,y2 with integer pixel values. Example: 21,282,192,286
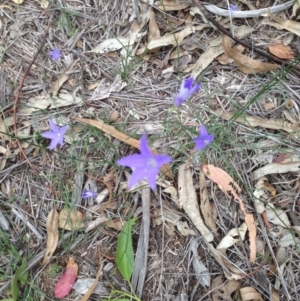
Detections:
58,208,84,230
178,162,214,242
211,275,241,301
202,165,256,262
268,43,295,59
42,208,59,264
239,286,263,301
222,35,280,74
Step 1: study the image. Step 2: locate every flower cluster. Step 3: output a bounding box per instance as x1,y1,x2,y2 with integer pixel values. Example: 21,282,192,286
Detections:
40,77,214,191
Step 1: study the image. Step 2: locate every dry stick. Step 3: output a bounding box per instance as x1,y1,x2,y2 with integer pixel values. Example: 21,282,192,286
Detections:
12,11,53,174
192,0,300,73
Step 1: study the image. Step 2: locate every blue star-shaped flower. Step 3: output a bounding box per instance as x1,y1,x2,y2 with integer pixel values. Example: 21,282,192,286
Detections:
193,125,214,150
48,48,61,61
174,77,201,106
230,4,237,11
117,135,172,190
82,190,98,199
41,119,69,150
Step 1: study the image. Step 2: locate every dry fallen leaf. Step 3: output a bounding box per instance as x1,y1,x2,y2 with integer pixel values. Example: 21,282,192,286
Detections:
42,208,59,265
178,162,214,242
222,35,280,74
10,0,24,3
217,223,247,250
58,208,84,230
50,61,77,96
199,169,218,236
55,257,78,299
263,12,300,37
148,7,160,42
217,44,245,65
19,92,83,114
191,25,253,78
253,161,300,180
154,0,190,11
202,165,256,262
33,0,49,8
137,26,197,55
212,108,300,137
268,42,295,59
0,116,9,142
211,275,241,301
239,286,264,301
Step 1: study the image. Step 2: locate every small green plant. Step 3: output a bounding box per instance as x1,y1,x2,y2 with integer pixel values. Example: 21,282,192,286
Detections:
104,218,141,301
0,258,28,301
47,264,63,277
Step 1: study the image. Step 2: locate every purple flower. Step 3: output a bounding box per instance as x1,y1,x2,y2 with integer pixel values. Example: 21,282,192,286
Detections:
229,4,237,11
117,134,172,190
48,48,61,61
82,190,98,198
174,77,201,106
41,119,69,150
193,125,214,150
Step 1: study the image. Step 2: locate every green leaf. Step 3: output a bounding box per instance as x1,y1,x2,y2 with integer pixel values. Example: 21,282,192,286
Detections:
116,218,137,282
11,258,28,301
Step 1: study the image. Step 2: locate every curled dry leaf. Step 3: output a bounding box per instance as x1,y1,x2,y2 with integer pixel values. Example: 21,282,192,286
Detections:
217,222,247,250
268,42,295,59
0,116,9,142
178,162,214,242
153,207,196,236
212,108,300,137
191,25,253,78
239,286,263,301
199,170,218,236
58,208,84,230
253,161,300,180
148,7,160,42
54,257,78,299
50,61,77,96
42,208,59,265
217,44,245,65
202,165,256,262
222,35,280,74
137,26,196,55
19,92,83,114
263,12,300,37
211,275,241,301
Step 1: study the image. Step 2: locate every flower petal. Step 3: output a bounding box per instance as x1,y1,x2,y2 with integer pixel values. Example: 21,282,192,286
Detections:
41,131,56,139
193,138,206,150
117,154,146,169
139,134,152,157
128,168,147,189
49,137,60,150
200,125,209,137
145,167,161,190
49,120,60,133
154,155,172,168
183,77,194,89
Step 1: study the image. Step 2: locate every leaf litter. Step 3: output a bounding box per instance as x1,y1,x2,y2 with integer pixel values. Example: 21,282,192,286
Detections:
1,0,300,300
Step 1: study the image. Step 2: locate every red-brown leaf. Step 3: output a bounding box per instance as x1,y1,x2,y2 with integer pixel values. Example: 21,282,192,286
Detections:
54,257,78,298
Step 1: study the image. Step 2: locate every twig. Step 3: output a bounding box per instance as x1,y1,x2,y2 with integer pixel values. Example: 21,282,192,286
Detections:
131,187,151,298
12,11,53,174
204,0,293,18
192,0,300,72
